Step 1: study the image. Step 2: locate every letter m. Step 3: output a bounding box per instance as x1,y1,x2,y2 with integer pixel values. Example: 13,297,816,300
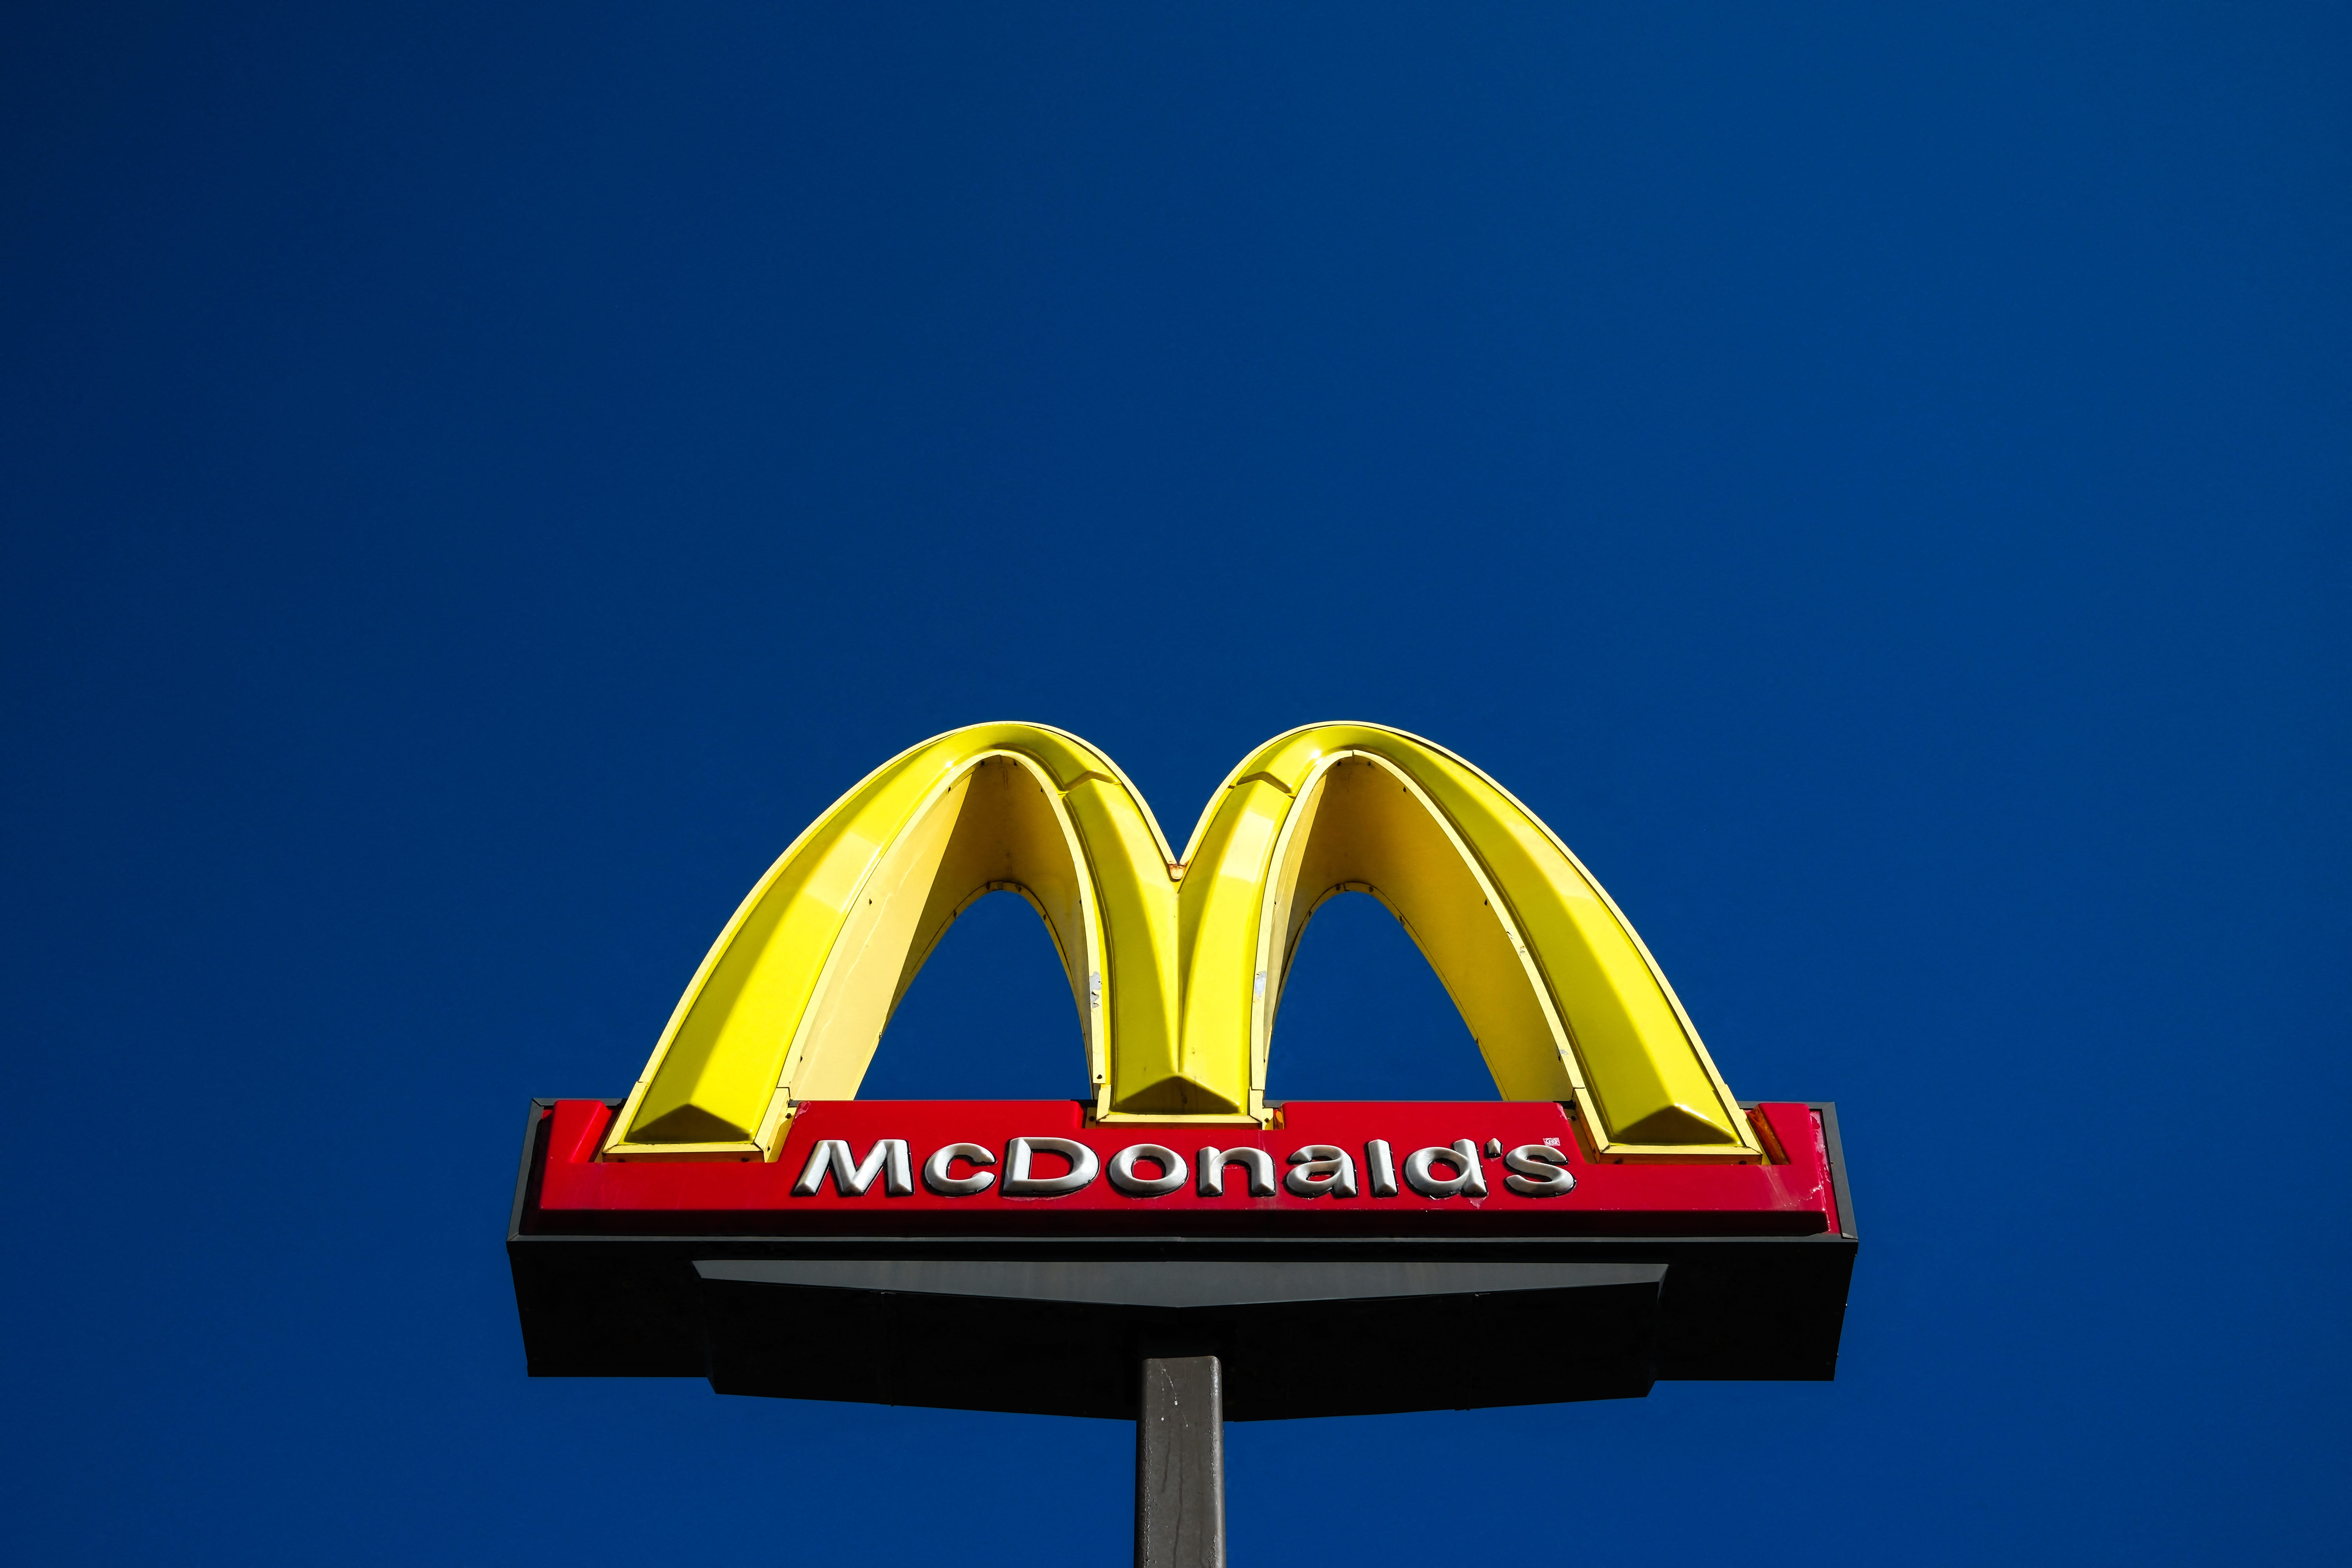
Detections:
792,1138,913,1197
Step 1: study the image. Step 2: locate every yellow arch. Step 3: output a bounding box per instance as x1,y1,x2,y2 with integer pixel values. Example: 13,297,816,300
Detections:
604,722,1758,1161
1175,724,1751,1152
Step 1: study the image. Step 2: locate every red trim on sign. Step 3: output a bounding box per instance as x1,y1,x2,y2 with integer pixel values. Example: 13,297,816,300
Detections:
1807,1107,1841,1237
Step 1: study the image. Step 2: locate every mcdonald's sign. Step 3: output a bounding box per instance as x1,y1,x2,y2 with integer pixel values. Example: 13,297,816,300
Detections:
509,723,1855,1423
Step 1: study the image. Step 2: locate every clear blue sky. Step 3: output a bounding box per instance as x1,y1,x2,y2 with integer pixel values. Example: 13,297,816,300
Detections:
4,5,2345,1563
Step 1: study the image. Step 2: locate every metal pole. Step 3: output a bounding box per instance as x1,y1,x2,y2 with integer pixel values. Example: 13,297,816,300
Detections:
1135,1355,1225,1568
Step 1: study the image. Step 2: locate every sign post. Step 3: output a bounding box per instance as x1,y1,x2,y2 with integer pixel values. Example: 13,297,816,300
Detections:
1136,1356,1224,1568
507,724,1855,1559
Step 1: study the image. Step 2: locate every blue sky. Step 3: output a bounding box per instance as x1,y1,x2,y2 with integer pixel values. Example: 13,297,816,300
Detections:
3,5,2345,1563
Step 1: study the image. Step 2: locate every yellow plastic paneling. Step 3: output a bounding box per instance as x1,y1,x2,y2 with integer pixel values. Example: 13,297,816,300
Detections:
605,722,1756,1161
604,724,1181,1159
1175,726,1751,1153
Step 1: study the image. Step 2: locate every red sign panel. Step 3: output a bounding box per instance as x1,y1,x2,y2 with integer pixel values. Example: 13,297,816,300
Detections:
530,1099,1839,1237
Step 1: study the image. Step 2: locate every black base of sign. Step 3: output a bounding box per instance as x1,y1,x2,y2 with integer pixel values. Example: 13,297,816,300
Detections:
695,1252,1666,1417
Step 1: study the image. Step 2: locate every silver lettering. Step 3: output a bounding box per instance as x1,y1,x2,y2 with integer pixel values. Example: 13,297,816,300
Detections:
792,1137,913,1197
1364,1139,1399,1197
1108,1143,1189,1196
1501,1143,1577,1196
921,1141,997,1196
1195,1146,1277,1197
1003,1135,1099,1197
1284,1144,1358,1199
1401,1139,1488,1199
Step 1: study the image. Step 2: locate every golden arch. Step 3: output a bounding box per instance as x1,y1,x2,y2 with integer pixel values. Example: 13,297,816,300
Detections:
605,723,1759,1162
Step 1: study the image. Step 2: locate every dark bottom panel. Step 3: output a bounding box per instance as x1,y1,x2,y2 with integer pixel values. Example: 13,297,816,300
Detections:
1654,1244,1855,1380
509,1233,1855,1410
511,1247,706,1377
700,1274,1661,1420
